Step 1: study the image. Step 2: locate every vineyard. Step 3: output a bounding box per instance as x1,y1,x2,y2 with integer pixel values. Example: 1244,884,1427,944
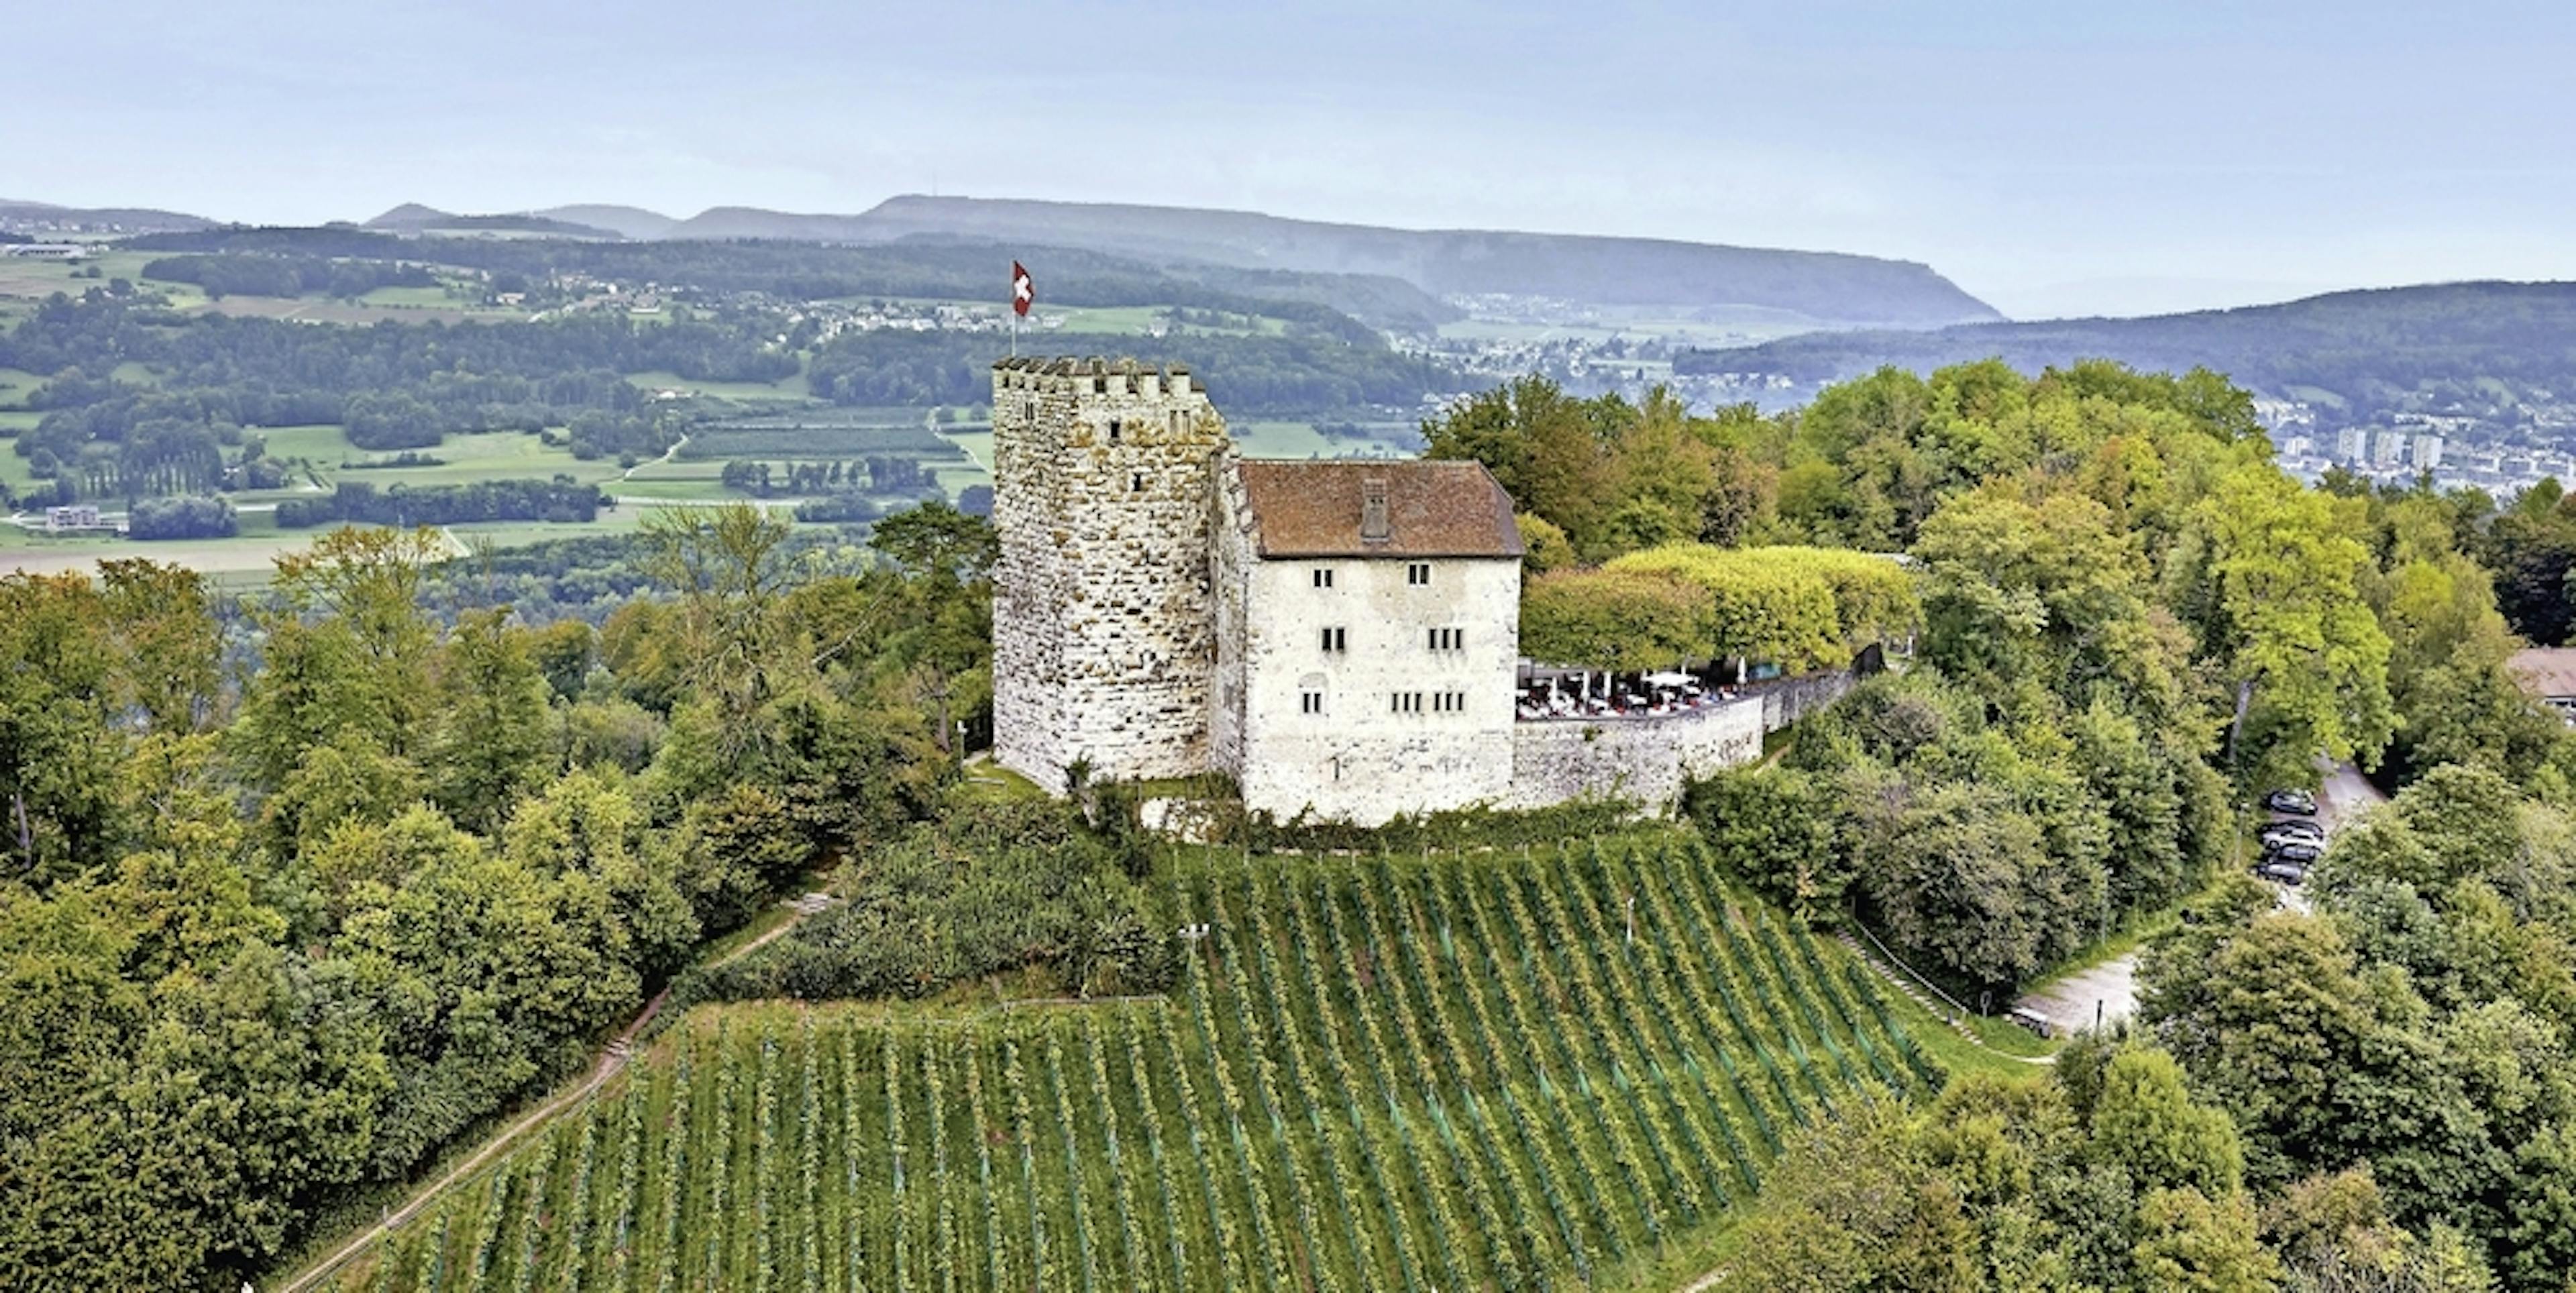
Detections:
321,838,1937,1292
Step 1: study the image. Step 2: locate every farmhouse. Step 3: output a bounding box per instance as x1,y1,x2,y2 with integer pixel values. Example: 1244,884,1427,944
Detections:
989,356,1833,825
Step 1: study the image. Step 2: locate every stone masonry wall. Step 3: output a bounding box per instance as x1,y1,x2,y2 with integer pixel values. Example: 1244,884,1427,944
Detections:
1506,698,1767,810
1505,667,1857,811
990,357,1227,791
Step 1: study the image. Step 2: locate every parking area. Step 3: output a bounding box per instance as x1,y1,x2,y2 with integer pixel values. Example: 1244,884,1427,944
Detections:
2012,761,2383,1037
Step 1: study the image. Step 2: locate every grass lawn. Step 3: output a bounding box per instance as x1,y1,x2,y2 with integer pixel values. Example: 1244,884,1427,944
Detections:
0,368,45,409
1044,304,1163,333
0,445,40,494
254,424,360,458
936,429,992,470
256,427,622,491
351,432,622,488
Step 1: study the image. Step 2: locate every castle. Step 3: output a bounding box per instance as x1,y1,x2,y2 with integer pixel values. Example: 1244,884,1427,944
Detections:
990,356,1820,825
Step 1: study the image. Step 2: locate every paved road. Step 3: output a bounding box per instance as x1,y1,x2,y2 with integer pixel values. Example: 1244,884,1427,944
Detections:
2012,760,2384,1035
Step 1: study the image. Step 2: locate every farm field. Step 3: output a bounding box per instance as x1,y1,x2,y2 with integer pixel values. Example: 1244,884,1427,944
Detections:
684,415,962,461
316,838,1939,1292
0,528,329,577
1232,419,1420,461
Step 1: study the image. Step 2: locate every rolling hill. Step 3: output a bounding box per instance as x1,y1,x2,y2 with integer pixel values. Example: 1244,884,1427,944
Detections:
0,198,213,235
363,203,626,239
531,203,682,240
1676,280,2576,431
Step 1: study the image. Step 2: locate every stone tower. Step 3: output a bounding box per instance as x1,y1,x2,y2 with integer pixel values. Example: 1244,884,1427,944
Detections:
989,357,1228,792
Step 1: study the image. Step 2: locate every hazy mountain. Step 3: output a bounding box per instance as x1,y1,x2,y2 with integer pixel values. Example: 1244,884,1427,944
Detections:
1676,280,2576,431
665,205,889,241
530,204,680,240
363,203,624,239
652,194,1999,329
0,198,212,235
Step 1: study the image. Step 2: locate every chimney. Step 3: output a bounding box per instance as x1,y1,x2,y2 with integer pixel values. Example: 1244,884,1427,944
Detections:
1360,477,1390,544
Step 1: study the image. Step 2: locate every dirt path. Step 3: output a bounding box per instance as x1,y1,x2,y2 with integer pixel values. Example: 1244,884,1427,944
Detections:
272,899,824,1292
616,431,688,481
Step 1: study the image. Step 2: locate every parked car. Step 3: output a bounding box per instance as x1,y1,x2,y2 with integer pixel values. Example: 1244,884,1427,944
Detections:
2263,788,2319,816
2263,840,2322,866
2262,820,2326,847
2257,858,2309,885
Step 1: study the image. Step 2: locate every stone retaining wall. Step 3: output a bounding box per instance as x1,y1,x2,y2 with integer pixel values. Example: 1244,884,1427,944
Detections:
1505,667,1857,811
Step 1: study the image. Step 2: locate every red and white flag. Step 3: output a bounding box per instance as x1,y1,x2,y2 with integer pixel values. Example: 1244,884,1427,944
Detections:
1011,261,1034,317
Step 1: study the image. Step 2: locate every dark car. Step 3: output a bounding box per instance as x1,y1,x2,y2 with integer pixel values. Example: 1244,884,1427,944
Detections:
2263,840,2322,866
2263,788,2319,816
2262,820,2326,847
2257,859,2309,886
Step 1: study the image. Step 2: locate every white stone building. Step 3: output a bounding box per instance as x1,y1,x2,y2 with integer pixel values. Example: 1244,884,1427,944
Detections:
1212,459,1526,823
989,355,1790,825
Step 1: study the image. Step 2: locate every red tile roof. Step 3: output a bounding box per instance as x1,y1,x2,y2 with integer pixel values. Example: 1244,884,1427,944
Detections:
1233,459,1524,559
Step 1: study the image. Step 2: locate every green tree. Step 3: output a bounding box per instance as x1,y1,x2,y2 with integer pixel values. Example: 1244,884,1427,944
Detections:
431,609,554,834
2180,467,2394,790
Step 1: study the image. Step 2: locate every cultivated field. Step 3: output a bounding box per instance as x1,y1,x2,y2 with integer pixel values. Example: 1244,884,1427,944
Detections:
319,838,1934,1292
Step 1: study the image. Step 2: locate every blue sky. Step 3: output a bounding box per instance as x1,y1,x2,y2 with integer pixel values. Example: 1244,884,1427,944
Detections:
14,0,2575,318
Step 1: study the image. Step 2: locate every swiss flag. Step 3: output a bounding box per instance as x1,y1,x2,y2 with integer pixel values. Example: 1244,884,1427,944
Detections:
1012,261,1034,317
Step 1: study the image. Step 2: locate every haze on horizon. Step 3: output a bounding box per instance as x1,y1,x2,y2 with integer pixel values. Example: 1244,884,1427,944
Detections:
13,0,2573,321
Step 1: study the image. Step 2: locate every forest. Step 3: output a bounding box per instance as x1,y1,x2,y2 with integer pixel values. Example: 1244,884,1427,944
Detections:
274,477,609,528
140,252,439,300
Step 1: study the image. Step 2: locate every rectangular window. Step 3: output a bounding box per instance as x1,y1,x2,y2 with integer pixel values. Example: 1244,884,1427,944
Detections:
1407,562,1432,585
1391,691,1423,714
1432,691,1466,713
1301,691,1325,714
1312,567,1334,589
1427,627,1462,651
1320,626,1347,653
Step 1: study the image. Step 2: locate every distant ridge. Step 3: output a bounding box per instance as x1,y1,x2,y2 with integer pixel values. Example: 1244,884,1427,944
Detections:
364,203,625,240
0,198,212,235
651,194,2001,329
530,204,680,240
1674,279,2576,427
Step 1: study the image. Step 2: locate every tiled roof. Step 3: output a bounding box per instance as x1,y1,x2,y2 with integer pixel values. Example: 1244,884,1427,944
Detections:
2510,647,2576,699
1232,459,1525,559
